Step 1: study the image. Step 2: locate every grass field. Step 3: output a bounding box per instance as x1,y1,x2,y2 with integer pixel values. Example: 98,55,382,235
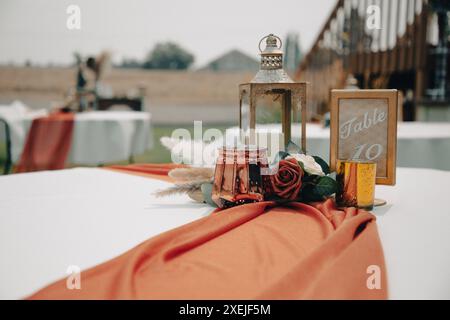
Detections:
133,123,231,164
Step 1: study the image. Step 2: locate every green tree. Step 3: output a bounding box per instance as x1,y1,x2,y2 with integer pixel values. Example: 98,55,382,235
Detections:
144,42,194,70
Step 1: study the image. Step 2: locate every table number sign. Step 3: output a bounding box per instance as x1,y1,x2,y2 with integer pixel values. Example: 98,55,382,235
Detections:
330,90,398,185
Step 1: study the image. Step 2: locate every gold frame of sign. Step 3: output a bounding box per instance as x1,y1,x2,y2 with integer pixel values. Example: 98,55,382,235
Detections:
330,89,398,186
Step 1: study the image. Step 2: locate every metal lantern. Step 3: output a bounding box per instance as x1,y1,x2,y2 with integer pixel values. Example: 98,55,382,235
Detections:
239,34,307,152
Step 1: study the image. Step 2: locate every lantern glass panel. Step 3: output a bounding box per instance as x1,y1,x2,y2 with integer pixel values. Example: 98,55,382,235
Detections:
255,92,283,129
255,91,285,153
290,97,303,147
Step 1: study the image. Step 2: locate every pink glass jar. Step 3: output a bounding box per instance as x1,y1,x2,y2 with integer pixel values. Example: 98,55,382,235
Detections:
212,147,270,208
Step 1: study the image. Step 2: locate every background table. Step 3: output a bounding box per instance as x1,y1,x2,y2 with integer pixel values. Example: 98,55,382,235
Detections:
228,122,450,171
0,102,153,165
68,111,153,165
1,167,449,299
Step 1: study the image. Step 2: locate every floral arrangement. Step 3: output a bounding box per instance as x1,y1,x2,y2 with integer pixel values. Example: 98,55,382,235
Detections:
266,152,338,203
156,144,338,207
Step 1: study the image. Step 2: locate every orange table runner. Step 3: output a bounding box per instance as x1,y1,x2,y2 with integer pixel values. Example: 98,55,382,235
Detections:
16,112,75,173
29,164,387,300
107,163,185,182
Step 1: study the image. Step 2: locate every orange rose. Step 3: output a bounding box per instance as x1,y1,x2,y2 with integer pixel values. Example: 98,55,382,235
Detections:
270,158,304,201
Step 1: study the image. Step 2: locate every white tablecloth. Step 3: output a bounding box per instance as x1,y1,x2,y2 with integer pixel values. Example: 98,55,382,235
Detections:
227,122,450,171
0,104,153,165
1,167,449,299
0,101,47,161
68,111,153,165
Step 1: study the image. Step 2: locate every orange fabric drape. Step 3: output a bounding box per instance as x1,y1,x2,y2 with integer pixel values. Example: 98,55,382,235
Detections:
16,112,75,173
107,163,186,182
29,164,387,300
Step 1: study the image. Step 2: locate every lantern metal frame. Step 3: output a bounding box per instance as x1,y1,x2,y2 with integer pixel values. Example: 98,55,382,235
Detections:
239,34,308,153
239,83,307,151
238,34,308,152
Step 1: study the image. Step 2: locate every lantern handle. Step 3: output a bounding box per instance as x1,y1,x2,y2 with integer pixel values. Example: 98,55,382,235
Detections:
258,34,283,53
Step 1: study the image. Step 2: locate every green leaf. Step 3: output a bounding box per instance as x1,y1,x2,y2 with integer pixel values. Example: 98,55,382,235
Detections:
201,183,217,208
302,174,319,183
299,176,338,203
312,156,331,175
272,151,290,165
297,160,305,172
286,140,301,154
313,176,338,197
300,193,326,203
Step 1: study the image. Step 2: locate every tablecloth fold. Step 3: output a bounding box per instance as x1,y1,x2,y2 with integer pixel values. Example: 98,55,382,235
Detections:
28,164,387,300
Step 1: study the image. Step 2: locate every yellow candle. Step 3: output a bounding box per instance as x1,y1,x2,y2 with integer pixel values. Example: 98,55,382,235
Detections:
336,160,377,210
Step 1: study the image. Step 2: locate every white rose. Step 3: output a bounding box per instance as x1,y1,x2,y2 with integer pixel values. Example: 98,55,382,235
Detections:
288,154,325,176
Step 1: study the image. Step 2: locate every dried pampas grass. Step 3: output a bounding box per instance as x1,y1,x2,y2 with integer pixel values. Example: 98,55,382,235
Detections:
168,167,214,183
154,167,215,203
154,180,210,198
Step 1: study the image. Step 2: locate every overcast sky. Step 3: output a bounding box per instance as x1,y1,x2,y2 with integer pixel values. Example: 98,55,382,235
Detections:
0,0,336,67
